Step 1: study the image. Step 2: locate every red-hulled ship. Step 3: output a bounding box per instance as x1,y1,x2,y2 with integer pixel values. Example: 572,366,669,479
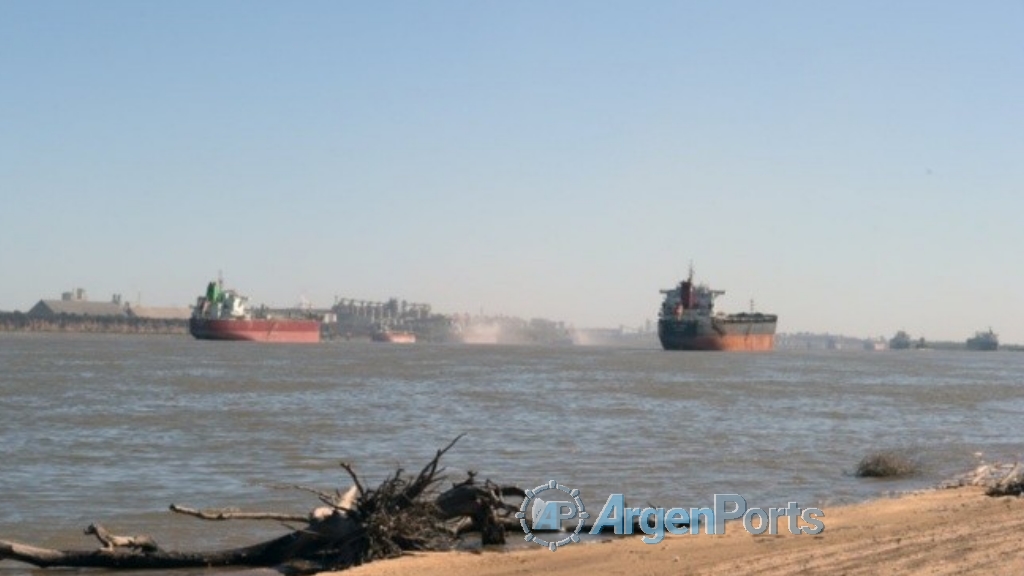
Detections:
658,266,777,351
189,280,321,343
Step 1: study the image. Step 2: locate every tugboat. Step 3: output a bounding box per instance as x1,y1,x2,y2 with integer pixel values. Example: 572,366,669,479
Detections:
657,266,777,351
189,279,321,343
966,329,999,351
371,324,416,344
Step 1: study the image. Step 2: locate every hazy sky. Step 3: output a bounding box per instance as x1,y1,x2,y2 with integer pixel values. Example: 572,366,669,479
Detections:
2,2,1022,342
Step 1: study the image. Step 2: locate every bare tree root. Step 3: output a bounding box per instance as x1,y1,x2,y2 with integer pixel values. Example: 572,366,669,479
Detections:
0,436,523,574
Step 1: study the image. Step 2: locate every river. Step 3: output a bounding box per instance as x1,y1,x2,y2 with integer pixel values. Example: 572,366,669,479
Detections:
1,333,1022,567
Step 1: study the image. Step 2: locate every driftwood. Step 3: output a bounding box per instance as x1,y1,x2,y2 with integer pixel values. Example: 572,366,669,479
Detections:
85,524,160,553
986,463,1024,497
0,436,525,574
942,460,1024,496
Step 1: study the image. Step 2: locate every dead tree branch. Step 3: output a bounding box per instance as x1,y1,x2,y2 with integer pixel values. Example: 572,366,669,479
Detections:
84,524,160,553
0,435,521,574
168,504,311,523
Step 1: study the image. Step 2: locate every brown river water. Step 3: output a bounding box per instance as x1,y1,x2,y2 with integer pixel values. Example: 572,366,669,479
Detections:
1,333,1023,572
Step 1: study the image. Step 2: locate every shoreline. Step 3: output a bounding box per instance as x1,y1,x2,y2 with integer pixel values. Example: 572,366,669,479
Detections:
331,486,1024,576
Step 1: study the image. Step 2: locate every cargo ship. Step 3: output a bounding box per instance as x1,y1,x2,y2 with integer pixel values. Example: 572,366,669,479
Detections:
189,280,321,343
658,267,777,351
966,329,999,351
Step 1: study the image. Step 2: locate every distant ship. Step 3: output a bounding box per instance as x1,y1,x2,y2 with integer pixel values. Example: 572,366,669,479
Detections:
889,331,927,350
371,325,416,344
889,331,912,350
966,329,999,351
189,280,321,343
657,267,777,351
864,338,887,351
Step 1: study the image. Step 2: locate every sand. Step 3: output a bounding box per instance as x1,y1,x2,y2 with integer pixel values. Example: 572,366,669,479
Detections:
333,486,1024,576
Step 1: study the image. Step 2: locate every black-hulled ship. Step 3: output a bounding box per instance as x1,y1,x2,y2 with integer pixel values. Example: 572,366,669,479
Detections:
966,329,999,351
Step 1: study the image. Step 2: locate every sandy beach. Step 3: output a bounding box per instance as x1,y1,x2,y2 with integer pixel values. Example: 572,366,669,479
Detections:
337,486,1024,576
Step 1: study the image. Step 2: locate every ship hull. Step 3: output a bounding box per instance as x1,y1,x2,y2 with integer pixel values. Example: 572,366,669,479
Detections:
658,315,777,351
966,340,998,351
189,318,321,343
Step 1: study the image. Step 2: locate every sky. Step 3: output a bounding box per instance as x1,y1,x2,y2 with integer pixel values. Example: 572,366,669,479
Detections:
1,1,1022,342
